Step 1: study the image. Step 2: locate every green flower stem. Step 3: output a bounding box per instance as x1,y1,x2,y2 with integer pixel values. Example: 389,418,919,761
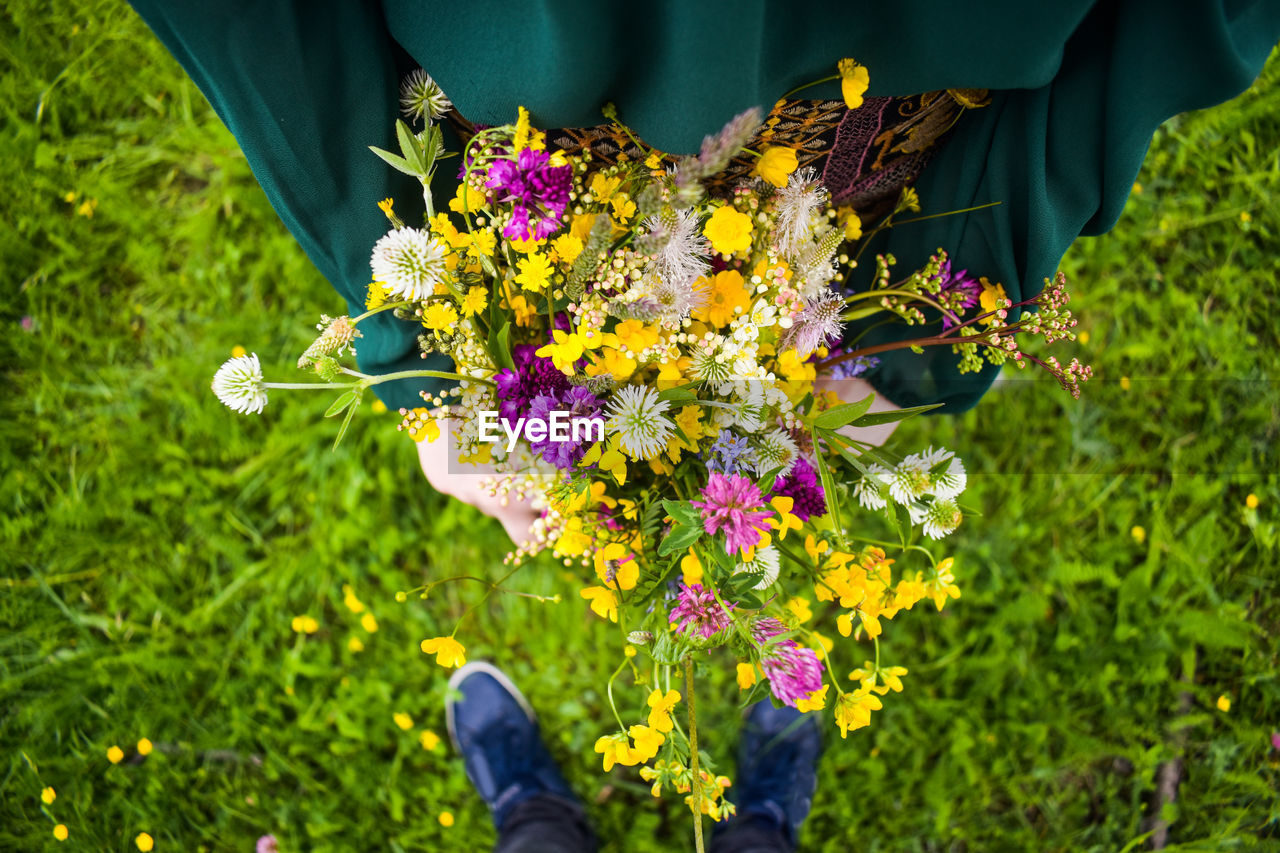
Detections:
842,288,955,321
351,300,416,324
262,382,353,390
606,657,630,733
781,73,839,99
338,366,496,389
684,656,705,853
891,200,1002,226
420,575,560,602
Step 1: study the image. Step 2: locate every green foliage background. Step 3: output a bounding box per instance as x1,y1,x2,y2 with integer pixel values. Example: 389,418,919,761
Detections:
2,2,1277,850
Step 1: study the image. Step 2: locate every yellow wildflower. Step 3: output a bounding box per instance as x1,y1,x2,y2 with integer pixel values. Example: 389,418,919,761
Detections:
515,252,554,292
394,712,414,731
611,319,661,353
786,597,813,624
361,612,379,633
646,689,682,733
1120,376,1132,391
460,287,488,317
594,732,637,771
41,787,56,804
342,584,366,614
837,58,870,109
694,270,751,328
419,636,467,669
580,586,619,622
611,194,637,223
1131,525,1146,544
645,151,664,171
438,811,455,827
924,557,961,611
1217,694,1231,712
449,183,487,216
550,233,584,265
586,347,638,381
290,615,319,634
509,234,544,253
1246,493,1259,509
570,212,598,242
703,205,754,255
843,211,863,241
422,302,459,331
420,730,442,751
135,832,154,851
54,825,68,841
754,146,799,188
681,550,704,586
795,685,829,713
590,172,622,203
507,292,538,327
535,329,586,374
767,496,803,540
512,105,545,152
977,277,1008,325
469,228,497,257
137,738,153,756
377,197,395,217
736,662,757,690
624,646,637,658
348,636,365,652
628,725,665,762
833,686,883,737
77,198,97,217
107,744,125,764
594,543,639,591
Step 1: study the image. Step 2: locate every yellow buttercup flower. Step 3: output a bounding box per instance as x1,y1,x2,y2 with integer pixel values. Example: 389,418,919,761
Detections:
419,636,467,669
1217,694,1231,712
736,662,757,690
535,330,586,374
394,712,414,731
594,543,639,590
978,277,1008,325
925,557,962,611
512,105,545,152
53,825,68,841
107,745,124,764
136,832,154,851
420,730,442,751
754,146,799,188
611,319,661,353
550,233,584,265
348,636,365,652
361,612,379,633
694,270,751,328
449,183,486,216
681,550,704,585
587,347,638,381
438,811,455,827
1131,525,1146,544
137,738,153,756
590,172,622,203
469,229,497,257
610,194,637,223
837,58,870,110
41,786,56,804
703,205,754,255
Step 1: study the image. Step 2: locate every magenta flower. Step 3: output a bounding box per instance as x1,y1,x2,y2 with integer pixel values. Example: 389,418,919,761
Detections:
669,583,735,639
936,258,981,330
691,472,773,553
769,458,827,521
751,617,825,708
484,148,572,241
256,836,278,853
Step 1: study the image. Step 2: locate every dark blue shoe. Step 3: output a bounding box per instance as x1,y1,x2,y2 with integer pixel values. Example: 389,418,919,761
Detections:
445,662,579,830
730,700,823,845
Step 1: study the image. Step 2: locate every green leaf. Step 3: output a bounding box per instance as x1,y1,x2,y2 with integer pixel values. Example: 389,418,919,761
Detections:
729,589,765,610
323,391,356,419
658,522,703,557
487,321,515,372
332,390,363,450
847,403,943,427
661,500,702,529
657,382,701,406
811,427,846,548
395,119,425,174
812,394,875,429
756,465,785,494
368,146,417,177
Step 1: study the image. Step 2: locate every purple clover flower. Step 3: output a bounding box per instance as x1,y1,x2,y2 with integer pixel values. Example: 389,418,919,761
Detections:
494,344,571,427
769,458,827,521
669,583,735,639
751,617,825,708
485,148,572,241
690,472,773,554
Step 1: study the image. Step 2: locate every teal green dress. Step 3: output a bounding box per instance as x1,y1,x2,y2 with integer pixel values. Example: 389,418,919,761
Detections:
129,0,1280,412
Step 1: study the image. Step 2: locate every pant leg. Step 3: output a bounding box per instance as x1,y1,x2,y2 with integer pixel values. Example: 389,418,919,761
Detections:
493,793,598,853
709,811,793,853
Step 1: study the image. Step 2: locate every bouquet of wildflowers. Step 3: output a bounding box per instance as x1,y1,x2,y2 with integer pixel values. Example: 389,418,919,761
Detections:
211,60,1090,848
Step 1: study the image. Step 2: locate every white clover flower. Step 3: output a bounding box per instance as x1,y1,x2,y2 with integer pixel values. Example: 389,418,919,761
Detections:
734,544,781,590
909,497,963,539
853,463,892,510
780,289,844,357
400,69,452,123
605,386,675,459
370,227,450,300
920,446,967,500
752,428,798,476
888,453,934,505
211,353,268,414
689,338,733,386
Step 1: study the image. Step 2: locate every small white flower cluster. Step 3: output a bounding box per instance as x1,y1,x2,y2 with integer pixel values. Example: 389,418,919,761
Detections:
853,447,967,539
211,353,268,414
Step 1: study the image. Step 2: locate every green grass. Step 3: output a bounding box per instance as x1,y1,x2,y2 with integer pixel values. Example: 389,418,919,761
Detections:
2,2,1278,850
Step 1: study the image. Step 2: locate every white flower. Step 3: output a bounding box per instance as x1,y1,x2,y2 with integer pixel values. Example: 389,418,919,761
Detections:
853,464,892,510
644,207,711,292
909,498,963,539
734,545,781,590
649,269,709,328
211,353,268,414
370,227,449,300
400,69,452,123
752,428,798,476
771,167,828,260
921,446,967,500
605,386,675,459
888,454,933,505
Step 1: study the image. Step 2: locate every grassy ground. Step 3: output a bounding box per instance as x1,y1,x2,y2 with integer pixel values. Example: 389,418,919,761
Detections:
2,2,1278,850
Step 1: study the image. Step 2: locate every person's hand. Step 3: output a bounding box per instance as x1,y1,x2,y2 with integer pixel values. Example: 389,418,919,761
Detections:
415,423,539,544
811,376,901,448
